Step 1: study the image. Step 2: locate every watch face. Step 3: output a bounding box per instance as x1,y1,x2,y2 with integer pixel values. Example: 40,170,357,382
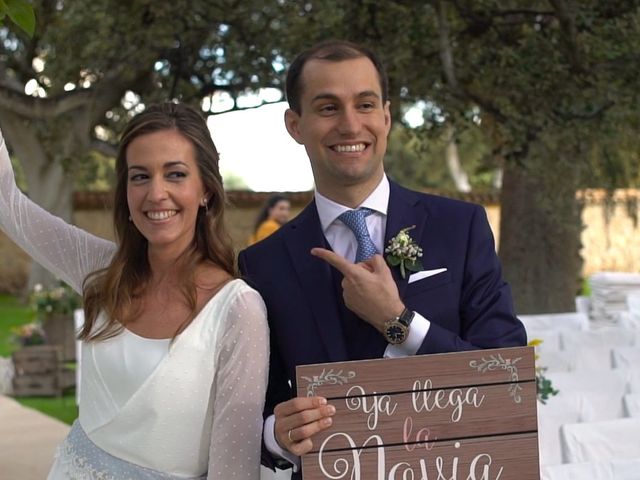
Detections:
386,324,407,344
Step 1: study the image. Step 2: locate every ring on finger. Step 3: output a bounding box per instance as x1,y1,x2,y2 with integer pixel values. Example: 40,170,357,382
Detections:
288,429,294,442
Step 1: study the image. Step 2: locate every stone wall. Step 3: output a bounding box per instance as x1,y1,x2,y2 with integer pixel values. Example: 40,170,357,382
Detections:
1,189,638,293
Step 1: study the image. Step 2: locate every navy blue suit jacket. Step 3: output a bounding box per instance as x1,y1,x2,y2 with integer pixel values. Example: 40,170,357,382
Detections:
238,181,526,472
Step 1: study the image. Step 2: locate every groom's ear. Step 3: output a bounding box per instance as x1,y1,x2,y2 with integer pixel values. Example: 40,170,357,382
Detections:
284,108,304,145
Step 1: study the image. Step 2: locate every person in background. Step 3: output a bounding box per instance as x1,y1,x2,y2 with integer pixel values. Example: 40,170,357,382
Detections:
0,102,268,479
248,194,291,245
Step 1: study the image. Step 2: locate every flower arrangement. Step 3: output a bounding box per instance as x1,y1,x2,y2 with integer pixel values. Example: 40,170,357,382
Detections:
385,226,424,279
30,282,81,316
11,321,46,346
529,338,559,404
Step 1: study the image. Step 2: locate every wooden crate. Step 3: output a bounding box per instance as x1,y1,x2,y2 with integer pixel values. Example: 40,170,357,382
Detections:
12,345,63,397
42,313,77,362
12,345,62,374
12,373,60,397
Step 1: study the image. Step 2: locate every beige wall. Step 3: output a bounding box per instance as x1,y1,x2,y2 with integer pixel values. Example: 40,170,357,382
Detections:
1,191,638,293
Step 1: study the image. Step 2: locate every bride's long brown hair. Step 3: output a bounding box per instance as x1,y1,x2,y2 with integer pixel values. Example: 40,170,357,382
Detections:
79,102,237,341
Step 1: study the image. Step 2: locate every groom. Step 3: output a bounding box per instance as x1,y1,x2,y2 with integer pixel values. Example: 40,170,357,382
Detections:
238,40,526,477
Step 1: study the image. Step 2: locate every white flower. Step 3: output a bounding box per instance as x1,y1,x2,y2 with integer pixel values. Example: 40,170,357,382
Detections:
385,226,424,279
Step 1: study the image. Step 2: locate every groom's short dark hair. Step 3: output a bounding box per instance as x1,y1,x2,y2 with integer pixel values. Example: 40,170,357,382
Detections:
285,40,389,114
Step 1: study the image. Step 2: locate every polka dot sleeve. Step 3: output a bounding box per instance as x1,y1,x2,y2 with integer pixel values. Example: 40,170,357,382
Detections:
208,286,269,479
0,130,115,292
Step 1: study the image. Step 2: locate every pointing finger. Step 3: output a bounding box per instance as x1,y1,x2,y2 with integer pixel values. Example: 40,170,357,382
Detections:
311,248,357,276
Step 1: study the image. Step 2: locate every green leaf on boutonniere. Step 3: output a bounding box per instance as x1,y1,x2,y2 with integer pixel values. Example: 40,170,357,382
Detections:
405,259,423,273
386,255,401,267
384,225,424,280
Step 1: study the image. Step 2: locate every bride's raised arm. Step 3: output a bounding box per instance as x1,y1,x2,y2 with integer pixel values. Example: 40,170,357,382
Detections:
0,129,116,293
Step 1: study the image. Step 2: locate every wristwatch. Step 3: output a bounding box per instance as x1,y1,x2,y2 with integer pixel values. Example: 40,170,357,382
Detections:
384,308,415,345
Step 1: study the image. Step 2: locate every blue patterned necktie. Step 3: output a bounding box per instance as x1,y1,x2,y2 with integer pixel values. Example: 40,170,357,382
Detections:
338,208,379,263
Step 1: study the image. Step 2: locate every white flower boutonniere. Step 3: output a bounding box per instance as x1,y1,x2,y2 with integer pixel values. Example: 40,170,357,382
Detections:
384,225,424,279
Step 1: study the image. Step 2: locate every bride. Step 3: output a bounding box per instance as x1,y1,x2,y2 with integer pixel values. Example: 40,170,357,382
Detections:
0,102,269,479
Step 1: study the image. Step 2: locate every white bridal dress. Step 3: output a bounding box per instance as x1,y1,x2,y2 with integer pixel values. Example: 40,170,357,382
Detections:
0,132,269,479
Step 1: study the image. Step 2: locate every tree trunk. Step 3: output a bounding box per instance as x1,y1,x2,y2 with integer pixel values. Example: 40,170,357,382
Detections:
498,140,583,314
0,111,81,292
445,126,471,192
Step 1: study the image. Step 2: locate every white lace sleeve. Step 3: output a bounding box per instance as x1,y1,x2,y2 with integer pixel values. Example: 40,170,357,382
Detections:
0,130,116,293
208,286,269,479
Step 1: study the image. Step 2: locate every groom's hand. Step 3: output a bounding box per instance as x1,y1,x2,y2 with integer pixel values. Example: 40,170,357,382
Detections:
274,396,336,456
311,248,405,333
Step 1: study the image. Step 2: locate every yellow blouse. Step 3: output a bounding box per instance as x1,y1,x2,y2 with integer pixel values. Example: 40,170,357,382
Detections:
248,219,280,245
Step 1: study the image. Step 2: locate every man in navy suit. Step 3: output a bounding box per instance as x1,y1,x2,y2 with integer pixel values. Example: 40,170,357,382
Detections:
238,40,526,477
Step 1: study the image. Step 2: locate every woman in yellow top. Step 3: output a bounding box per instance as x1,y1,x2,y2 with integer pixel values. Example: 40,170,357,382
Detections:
248,195,291,245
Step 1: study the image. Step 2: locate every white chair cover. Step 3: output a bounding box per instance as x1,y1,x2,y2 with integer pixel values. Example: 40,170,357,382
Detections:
611,459,640,478
538,387,627,466
519,312,590,332
537,347,613,372
546,370,631,396
536,350,572,373
617,311,640,330
541,461,613,480
612,346,640,370
561,418,640,463
575,295,591,315
560,328,636,351
626,369,640,393
538,398,581,466
623,393,640,417
626,292,640,313
527,329,562,352
590,272,640,326
541,459,640,480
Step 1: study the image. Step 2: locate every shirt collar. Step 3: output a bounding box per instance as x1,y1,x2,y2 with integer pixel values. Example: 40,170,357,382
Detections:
315,175,390,233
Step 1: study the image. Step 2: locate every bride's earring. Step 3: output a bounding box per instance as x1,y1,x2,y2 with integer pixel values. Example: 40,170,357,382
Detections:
201,197,208,214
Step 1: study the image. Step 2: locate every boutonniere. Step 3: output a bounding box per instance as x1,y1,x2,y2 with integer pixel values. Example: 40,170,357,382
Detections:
384,226,424,279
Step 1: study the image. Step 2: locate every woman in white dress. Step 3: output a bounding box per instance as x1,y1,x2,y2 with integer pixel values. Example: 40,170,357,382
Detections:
0,102,269,479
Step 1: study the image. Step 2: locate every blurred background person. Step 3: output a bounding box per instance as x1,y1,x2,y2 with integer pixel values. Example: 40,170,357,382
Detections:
248,194,291,245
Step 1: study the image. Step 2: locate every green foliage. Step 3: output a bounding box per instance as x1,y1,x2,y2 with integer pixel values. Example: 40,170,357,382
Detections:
269,1,639,190
223,172,249,190
0,294,36,357
536,372,559,404
73,151,116,192
385,122,494,191
0,0,35,36
29,282,80,317
529,339,559,404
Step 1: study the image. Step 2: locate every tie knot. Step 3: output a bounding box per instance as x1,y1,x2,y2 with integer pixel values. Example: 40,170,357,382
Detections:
338,207,373,227
337,208,378,262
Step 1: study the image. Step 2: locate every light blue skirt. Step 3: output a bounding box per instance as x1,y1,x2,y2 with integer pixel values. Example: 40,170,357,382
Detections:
47,420,207,480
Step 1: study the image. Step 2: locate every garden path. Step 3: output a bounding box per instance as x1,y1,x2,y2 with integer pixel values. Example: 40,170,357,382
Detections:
0,394,69,480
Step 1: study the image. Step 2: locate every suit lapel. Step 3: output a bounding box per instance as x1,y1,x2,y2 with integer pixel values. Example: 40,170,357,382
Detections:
385,181,429,298
284,202,348,362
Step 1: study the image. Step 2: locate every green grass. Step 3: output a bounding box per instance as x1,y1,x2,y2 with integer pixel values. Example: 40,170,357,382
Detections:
1,294,78,425
0,294,36,357
16,392,79,425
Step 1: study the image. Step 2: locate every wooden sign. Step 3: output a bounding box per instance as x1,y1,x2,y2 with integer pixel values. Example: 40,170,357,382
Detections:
296,346,539,479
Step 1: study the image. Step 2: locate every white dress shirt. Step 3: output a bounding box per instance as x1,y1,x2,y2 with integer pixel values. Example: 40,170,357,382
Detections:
264,175,431,469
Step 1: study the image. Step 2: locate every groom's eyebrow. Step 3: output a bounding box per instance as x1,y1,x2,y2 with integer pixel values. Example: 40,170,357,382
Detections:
311,90,381,102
